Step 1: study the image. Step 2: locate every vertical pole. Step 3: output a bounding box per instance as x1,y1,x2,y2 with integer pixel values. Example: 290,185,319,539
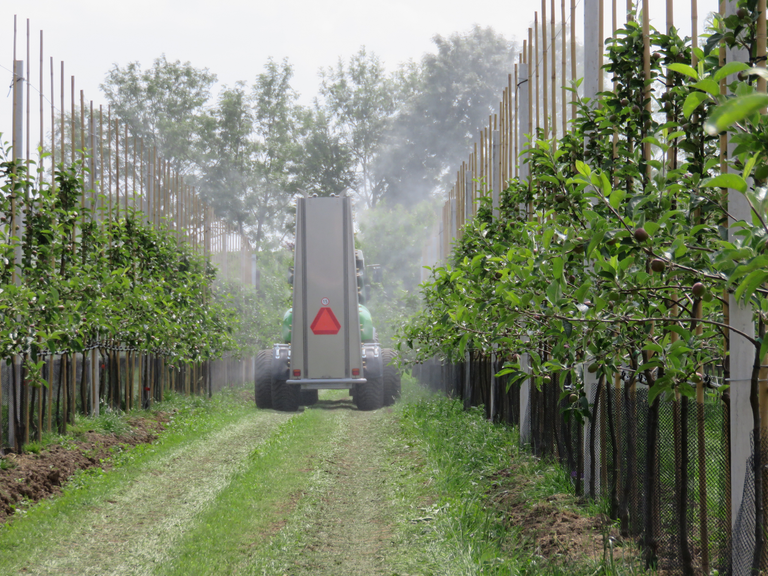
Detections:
115,119,120,220
518,59,532,445
9,53,23,450
758,2,768,569
542,0,549,139
550,0,557,143
570,0,577,118
492,130,500,218
124,124,128,215
584,0,601,104
714,1,762,569
49,56,55,432
561,0,567,136
534,13,541,136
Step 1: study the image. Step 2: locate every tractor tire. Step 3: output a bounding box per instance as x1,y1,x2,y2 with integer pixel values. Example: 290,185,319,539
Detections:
382,349,401,406
255,349,272,409
356,375,383,411
272,377,299,412
300,389,319,406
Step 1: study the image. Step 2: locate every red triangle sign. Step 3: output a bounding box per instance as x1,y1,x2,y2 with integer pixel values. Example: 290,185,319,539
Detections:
310,307,341,335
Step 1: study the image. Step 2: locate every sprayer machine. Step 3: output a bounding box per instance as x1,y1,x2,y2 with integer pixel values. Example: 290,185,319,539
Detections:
254,195,400,411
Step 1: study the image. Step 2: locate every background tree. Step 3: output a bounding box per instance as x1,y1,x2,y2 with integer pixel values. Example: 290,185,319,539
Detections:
198,82,254,227
375,26,519,205
318,48,399,208
101,55,216,174
248,57,304,250
295,107,356,197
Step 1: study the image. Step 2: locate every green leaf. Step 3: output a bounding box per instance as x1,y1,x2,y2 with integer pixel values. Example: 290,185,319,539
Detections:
574,280,591,303
458,333,469,359
746,67,768,82
546,280,562,306
693,78,720,97
667,63,699,80
682,91,709,119
713,61,750,82
609,188,626,209
734,268,768,304
643,221,660,236
586,230,605,259
705,93,768,136
701,173,748,194
552,256,564,280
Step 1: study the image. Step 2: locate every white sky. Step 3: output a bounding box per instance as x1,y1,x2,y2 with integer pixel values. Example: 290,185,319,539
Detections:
2,0,714,152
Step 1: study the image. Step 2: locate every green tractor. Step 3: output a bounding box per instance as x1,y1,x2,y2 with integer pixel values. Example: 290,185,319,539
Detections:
255,195,400,412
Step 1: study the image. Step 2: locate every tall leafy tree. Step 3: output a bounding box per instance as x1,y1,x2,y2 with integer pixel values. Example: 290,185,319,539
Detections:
100,55,217,174
249,58,304,249
376,26,519,205
198,83,254,227
295,107,356,197
318,48,399,208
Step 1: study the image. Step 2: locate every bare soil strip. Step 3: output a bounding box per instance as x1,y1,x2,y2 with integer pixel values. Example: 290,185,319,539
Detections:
4,410,292,576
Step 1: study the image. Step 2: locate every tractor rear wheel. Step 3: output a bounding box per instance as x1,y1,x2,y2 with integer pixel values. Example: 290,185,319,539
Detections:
356,376,383,411
382,349,401,406
255,349,272,409
272,378,299,412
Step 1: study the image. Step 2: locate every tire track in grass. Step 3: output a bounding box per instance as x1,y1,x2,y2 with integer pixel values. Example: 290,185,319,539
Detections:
8,410,293,576
154,403,348,576
247,402,400,576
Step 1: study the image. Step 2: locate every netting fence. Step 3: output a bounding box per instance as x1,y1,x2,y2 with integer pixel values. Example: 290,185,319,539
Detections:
413,356,762,573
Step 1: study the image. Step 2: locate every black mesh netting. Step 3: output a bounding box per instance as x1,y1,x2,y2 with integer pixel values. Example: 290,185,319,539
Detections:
416,356,741,573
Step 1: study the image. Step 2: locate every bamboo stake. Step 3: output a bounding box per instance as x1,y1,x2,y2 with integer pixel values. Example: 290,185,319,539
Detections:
48,56,55,433
508,73,514,180
551,0,557,142
115,119,120,220
70,76,75,166
108,107,112,225
759,0,767,98
132,135,137,214
60,62,64,170
613,0,619,186
535,13,541,136
514,65,519,178
80,90,85,210
99,106,104,215
561,0,567,135
570,0,577,119
542,1,549,139
124,123,128,215
528,28,534,143
26,19,30,181
642,0,652,181
39,32,43,188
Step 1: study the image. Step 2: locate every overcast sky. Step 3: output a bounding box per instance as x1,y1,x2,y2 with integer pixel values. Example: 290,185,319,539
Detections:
2,0,712,150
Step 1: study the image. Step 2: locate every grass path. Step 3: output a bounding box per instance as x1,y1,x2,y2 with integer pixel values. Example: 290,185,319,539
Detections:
0,406,294,575
0,391,419,576
246,397,401,575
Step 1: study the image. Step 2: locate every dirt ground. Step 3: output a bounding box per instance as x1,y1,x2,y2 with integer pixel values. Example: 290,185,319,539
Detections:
488,465,636,566
0,413,167,524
